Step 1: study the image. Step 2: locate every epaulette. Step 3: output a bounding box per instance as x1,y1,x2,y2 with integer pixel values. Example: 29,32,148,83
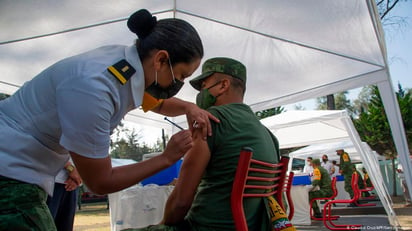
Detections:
107,59,136,85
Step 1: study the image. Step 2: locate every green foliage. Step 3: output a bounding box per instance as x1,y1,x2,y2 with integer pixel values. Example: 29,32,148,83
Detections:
316,92,354,115
0,93,10,100
353,85,412,158
110,122,168,161
255,107,285,120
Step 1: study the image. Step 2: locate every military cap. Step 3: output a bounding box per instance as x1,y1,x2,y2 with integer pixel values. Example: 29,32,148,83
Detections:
311,159,321,165
190,57,246,90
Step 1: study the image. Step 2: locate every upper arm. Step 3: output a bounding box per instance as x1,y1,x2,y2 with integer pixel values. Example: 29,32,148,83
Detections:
57,77,113,157
173,129,211,203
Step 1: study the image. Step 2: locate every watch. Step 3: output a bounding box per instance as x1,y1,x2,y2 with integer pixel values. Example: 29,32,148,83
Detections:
65,164,75,173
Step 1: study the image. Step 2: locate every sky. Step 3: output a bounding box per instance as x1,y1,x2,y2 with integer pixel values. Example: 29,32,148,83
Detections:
138,2,412,145
384,2,412,89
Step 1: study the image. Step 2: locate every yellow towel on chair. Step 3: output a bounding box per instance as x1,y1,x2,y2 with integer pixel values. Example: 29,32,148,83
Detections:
264,196,296,231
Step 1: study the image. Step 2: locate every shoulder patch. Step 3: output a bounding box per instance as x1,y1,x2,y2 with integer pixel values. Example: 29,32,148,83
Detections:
107,60,136,85
313,168,321,180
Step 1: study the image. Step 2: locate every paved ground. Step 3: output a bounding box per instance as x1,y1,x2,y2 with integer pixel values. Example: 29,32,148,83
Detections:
292,196,412,231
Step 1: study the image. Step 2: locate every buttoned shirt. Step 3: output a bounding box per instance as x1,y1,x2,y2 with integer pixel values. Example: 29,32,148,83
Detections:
0,45,144,195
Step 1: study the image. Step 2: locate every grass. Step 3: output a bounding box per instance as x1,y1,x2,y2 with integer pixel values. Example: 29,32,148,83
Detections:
74,202,111,231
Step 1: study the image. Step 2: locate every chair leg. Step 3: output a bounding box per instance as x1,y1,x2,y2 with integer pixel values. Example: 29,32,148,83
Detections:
323,201,361,230
311,198,339,221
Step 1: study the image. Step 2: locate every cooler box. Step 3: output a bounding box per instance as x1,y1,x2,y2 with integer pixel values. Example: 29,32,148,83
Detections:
141,159,182,185
292,175,311,185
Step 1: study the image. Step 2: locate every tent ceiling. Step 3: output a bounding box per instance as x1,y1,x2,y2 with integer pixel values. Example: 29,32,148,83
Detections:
0,0,388,130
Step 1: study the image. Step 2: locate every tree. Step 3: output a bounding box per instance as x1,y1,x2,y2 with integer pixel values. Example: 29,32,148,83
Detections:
316,91,355,115
0,93,10,100
353,84,412,195
255,107,285,120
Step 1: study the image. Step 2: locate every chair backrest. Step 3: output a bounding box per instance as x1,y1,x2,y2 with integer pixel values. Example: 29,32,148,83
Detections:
282,171,295,220
231,147,290,231
351,172,360,200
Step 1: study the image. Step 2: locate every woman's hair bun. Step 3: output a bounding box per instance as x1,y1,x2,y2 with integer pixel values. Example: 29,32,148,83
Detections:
127,9,157,39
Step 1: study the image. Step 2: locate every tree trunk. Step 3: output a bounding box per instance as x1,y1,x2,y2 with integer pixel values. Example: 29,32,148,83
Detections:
326,94,335,110
162,129,166,150
392,157,397,196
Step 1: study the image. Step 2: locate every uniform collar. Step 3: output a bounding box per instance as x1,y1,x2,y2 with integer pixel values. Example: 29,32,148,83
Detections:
125,45,145,108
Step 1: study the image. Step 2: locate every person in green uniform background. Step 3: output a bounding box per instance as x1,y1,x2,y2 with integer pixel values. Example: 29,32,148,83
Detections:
336,149,355,200
362,167,373,188
308,159,333,218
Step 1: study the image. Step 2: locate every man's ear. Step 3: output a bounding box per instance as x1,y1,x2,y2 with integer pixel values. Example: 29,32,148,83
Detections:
220,78,231,91
153,50,169,70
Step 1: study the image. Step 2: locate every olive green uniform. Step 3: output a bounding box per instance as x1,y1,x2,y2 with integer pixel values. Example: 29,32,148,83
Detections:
364,172,372,187
308,166,333,215
339,152,354,198
124,104,279,231
0,176,57,230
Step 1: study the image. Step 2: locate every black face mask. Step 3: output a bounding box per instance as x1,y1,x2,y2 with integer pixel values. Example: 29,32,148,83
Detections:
145,78,184,99
145,59,184,99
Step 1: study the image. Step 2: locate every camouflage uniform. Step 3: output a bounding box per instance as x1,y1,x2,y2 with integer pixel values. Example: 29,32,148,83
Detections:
339,151,354,198
0,176,56,231
309,165,333,215
364,172,372,187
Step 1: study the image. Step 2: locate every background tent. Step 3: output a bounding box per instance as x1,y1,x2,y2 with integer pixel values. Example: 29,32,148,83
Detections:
288,138,385,163
0,0,410,222
260,110,399,227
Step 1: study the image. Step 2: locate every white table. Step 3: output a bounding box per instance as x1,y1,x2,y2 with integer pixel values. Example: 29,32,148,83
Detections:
290,185,312,225
108,185,174,231
289,175,350,226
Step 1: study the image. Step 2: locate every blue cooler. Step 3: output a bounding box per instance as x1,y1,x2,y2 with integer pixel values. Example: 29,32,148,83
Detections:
292,175,312,185
141,159,183,185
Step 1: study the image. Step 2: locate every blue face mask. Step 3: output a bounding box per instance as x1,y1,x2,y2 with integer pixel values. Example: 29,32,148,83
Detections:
145,59,184,99
195,81,221,110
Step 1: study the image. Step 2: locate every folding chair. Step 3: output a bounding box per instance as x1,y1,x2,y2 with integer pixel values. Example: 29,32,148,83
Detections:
359,179,376,200
309,176,338,221
323,173,362,230
354,181,376,207
231,147,292,231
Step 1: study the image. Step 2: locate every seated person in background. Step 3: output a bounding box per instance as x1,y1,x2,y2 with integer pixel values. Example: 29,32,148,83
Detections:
308,159,333,219
353,166,369,198
362,167,373,188
125,57,287,231
303,156,314,176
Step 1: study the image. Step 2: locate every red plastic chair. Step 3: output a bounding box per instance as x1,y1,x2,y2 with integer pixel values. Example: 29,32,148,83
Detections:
231,147,292,231
282,171,295,220
323,173,362,230
309,176,338,221
359,179,376,200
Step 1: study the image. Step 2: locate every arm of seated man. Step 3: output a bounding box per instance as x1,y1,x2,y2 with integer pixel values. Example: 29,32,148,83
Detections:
161,128,211,225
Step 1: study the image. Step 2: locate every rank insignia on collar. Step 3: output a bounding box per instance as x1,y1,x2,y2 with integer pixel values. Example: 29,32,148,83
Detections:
107,59,136,85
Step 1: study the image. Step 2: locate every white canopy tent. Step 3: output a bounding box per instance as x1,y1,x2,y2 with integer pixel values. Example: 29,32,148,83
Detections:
0,0,410,226
261,110,399,227
288,138,385,163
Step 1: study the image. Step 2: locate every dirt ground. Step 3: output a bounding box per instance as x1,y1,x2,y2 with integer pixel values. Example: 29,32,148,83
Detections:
74,196,412,231
74,202,110,231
